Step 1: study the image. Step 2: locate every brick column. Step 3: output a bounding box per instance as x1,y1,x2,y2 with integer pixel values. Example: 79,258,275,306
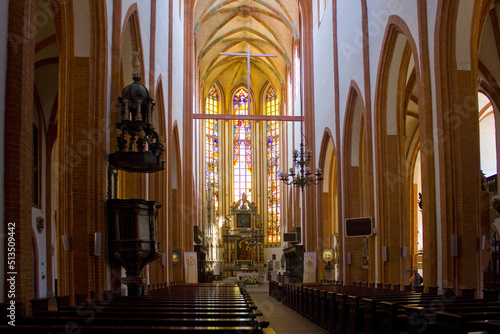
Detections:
3,0,37,316
438,70,482,292
56,1,108,304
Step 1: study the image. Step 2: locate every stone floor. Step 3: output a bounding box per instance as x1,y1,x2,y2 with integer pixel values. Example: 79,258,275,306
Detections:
246,283,327,334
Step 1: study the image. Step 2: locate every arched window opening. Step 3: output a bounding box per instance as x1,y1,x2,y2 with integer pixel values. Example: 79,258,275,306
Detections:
205,87,219,220
266,87,280,243
478,92,497,179
233,88,252,202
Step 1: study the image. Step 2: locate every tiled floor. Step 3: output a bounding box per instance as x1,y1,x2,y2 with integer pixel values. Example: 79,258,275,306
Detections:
248,290,327,334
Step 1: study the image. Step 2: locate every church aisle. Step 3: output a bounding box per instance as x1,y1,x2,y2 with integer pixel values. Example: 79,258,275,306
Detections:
247,290,327,334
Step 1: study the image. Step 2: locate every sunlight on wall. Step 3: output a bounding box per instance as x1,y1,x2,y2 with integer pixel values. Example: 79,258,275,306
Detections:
478,92,497,177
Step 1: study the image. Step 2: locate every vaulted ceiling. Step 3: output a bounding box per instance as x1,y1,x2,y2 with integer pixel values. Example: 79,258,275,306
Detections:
193,0,300,111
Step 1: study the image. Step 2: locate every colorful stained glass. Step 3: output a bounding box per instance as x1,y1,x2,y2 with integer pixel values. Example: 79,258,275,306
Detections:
233,89,252,202
205,87,219,219
294,47,301,98
266,87,281,243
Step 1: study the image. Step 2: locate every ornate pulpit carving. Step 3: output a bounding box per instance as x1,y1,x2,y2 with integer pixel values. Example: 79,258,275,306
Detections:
107,52,164,295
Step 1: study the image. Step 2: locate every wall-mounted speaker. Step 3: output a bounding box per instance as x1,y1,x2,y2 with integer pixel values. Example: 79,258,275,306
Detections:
347,253,351,265
401,247,407,258
451,235,458,257
62,235,70,251
480,235,486,250
94,232,102,256
382,246,387,262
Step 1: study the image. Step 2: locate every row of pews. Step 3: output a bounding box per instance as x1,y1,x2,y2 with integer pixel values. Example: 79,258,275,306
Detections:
271,281,500,334
1,283,276,333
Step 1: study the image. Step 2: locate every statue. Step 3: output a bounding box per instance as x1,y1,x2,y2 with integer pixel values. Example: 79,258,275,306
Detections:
362,236,369,266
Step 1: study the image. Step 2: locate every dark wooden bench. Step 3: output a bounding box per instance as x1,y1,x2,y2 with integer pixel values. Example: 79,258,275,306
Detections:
277,282,444,334
436,310,500,334
7,284,275,334
0,324,272,333
343,288,425,334
362,294,444,334
394,300,500,334
14,314,269,327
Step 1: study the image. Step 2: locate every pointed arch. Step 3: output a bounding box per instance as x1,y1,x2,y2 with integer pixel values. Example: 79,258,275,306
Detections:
373,15,429,285
434,0,492,293
118,4,147,200
232,87,252,202
229,84,255,115
148,76,168,285
318,127,339,280
342,81,369,284
122,4,145,81
265,85,281,244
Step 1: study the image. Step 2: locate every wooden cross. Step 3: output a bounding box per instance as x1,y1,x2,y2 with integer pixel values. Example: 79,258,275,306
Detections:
219,45,277,95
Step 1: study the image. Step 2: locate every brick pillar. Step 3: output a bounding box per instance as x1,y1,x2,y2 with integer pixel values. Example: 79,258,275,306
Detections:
56,1,108,304
438,70,482,292
3,0,37,316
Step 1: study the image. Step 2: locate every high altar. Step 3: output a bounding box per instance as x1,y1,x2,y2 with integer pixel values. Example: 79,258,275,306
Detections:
221,194,265,278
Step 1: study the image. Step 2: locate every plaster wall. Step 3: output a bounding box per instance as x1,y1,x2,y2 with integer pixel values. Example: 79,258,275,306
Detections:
313,0,336,155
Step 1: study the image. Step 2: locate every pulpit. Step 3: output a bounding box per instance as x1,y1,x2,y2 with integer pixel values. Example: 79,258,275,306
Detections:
107,53,164,295
107,199,161,295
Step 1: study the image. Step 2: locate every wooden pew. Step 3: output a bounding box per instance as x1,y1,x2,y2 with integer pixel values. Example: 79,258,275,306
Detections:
436,310,500,334
391,300,500,334
3,284,275,334
362,294,440,334
343,288,422,334
0,324,271,333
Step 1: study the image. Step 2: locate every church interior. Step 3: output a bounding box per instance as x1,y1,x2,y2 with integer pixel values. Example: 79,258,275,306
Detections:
3,0,500,332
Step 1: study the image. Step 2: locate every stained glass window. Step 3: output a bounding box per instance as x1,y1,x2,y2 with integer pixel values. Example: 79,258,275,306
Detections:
294,46,301,99
233,88,252,202
266,87,280,243
205,87,219,219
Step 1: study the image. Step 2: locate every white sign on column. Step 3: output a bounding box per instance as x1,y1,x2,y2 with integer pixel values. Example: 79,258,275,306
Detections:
303,252,317,283
184,252,198,283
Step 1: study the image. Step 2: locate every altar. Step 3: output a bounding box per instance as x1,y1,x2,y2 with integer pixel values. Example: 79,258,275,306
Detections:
221,194,265,278
236,272,266,282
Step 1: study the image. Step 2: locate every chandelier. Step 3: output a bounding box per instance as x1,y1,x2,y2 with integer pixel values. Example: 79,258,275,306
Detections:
279,139,323,190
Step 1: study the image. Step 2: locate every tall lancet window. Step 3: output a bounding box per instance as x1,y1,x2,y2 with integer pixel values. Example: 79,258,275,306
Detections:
233,88,252,202
205,87,219,219
266,87,280,243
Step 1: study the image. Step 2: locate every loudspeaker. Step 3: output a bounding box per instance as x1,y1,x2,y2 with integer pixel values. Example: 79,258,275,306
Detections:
382,246,387,262
401,247,407,258
347,253,351,265
94,232,102,256
451,235,458,257
62,235,70,251
162,253,166,266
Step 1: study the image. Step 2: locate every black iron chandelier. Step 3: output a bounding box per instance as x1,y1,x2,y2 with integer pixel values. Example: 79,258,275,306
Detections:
279,137,323,190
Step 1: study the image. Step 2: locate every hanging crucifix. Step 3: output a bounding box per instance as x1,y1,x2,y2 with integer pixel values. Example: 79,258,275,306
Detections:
219,45,277,98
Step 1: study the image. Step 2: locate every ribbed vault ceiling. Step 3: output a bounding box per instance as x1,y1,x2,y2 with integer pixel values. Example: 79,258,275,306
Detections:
194,0,300,110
